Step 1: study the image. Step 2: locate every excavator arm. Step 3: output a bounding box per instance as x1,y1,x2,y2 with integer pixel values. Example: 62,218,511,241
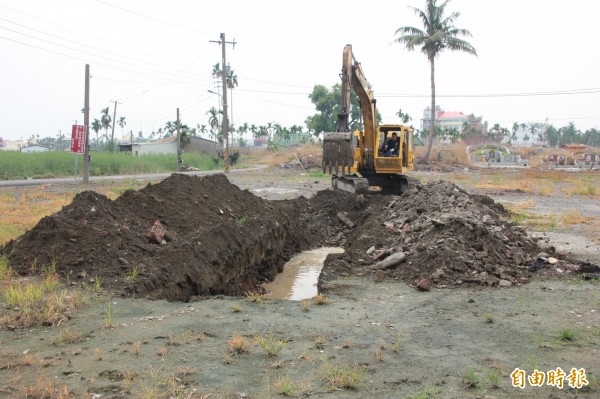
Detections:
322,44,378,174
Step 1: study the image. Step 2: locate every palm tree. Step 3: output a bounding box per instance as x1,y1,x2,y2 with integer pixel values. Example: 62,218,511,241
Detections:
117,116,126,134
226,67,238,125
393,0,476,162
396,109,412,124
100,107,112,150
198,124,208,138
207,107,221,142
164,121,176,137
91,119,102,149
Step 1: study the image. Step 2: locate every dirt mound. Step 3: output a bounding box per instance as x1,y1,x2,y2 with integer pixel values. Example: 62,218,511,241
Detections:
4,174,345,301
4,174,561,300
321,180,544,290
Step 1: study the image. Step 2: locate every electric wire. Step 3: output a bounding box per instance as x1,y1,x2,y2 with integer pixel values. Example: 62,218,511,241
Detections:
0,24,204,81
0,3,209,66
0,16,202,79
94,0,212,35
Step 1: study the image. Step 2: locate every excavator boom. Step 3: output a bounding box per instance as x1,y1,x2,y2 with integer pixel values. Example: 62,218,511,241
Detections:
322,44,416,194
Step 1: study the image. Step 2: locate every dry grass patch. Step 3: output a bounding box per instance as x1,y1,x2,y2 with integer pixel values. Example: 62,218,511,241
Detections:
314,293,329,305
228,335,251,354
321,358,363,390
300,299,311,312
251,143,323,168
52,327,85,345
156,345,168,358
1,268,87,328
0,183,143,246
561,211,589,225
563,182,599,197
0,187,72,246
92,347,103,361
132,340,142,356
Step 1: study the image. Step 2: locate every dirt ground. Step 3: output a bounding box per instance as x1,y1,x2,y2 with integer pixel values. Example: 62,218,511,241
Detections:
1,167,599,398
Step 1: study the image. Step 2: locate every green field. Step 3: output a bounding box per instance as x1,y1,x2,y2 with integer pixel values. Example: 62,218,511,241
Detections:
0,151,225,180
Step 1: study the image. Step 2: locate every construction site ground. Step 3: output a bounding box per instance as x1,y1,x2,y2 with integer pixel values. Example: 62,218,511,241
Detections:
0,166,599,398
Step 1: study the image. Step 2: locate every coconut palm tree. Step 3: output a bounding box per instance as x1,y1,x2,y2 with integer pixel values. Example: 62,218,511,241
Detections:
91,119,102,149
207,107,221,142
117,117,126,133
226,67,238,126
100,107,112,150
393,0,476,162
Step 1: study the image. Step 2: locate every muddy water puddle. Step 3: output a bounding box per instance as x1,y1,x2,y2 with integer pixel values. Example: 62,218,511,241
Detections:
262,247,344,300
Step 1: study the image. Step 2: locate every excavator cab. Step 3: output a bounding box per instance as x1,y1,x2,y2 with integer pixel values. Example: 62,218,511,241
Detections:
374,125,415,173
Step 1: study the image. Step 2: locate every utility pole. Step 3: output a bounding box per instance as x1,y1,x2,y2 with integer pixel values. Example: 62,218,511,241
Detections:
176,108,182,172
210,33,236,173
110,100,119,152
83,64,90,184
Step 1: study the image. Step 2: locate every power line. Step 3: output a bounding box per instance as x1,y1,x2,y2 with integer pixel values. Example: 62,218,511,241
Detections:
0,2,206,65
0,23,203,81
0,16,201,78
239,76,313,89
378,88,600,98
0,34,201,82
95,0,211,35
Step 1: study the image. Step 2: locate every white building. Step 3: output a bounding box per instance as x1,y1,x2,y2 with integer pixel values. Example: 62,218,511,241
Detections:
20,145,50,153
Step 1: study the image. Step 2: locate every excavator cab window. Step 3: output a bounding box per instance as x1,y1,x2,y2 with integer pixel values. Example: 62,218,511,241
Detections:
380,131,400,157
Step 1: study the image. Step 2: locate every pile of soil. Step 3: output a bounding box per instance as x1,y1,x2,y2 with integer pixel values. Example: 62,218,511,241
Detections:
320,181,551,290
4,174,567,301
4,174,347,301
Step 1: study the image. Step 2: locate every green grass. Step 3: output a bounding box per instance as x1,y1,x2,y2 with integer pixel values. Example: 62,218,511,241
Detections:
125,264,139,282
274,376,299,396
0,255,12,280
560,327,576,342
0,151,223,180
255,330,286,357
462,369,480,389
321,358,363,390
104,302,116,328
488,370,501,389
409,387,441,399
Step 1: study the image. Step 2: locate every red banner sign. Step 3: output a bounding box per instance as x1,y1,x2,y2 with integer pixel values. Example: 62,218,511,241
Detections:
71,125,86,153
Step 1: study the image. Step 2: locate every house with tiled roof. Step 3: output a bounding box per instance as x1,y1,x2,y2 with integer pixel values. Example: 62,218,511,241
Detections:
421,105,485,135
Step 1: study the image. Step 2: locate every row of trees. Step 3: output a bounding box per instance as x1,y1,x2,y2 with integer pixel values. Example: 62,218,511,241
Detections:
90,107,126,151
417,119,600,148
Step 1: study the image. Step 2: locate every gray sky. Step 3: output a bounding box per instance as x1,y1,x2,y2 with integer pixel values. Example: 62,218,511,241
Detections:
1,0,599,141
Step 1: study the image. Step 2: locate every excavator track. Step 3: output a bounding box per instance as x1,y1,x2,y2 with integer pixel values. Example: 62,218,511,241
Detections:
331,174,369,194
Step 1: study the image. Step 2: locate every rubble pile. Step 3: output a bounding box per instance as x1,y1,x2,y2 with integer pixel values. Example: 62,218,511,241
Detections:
324,181,543,289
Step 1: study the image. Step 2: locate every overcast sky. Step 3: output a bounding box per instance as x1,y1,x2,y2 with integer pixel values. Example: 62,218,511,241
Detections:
1,0,599,141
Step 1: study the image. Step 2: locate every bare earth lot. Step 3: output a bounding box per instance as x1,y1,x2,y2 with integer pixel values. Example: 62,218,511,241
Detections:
0,167,599,399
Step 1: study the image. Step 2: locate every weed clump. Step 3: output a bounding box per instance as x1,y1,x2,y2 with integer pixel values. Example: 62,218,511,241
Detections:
255,330,286,357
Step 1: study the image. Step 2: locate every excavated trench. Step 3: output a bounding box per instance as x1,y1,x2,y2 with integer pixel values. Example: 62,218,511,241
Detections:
3,173,564,302
3,174,360,301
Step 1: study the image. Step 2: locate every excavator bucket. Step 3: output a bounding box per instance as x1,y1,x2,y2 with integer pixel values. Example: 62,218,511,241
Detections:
322,132,354,175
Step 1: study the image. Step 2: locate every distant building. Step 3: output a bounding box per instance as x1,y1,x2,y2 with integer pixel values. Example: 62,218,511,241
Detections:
20,145,50,153
126,136,178,156
184,137,220,155
421,105,485,136
505,123,546,147
119,136,221,156
0,139,27,151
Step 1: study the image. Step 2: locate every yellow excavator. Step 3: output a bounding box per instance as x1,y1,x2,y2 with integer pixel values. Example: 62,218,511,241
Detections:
322,44,417,194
